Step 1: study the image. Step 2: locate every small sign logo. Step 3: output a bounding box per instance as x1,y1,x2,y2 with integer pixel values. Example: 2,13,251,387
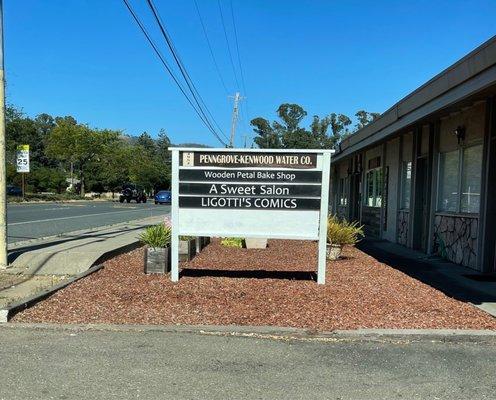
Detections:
183,152,194,167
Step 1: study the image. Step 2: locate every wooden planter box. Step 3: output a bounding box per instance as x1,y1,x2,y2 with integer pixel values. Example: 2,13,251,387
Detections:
144,246,170,274
196,236,210,253
179,238,196,261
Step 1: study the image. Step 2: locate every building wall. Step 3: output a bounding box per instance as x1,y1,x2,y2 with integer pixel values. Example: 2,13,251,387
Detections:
330,101,490,271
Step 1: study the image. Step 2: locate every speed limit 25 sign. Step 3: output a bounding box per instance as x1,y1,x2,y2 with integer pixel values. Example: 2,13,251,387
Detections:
16,144,30,173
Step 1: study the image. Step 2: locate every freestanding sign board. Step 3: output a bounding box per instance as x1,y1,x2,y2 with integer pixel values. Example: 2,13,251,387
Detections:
169,148,333,284
16,144,30,173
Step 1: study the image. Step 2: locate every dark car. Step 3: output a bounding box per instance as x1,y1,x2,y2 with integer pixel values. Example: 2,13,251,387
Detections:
7,185,22,196
154,190,171,204
119,183,147,203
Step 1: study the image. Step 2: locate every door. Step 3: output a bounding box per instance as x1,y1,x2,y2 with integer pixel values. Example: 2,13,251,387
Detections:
413,157,429,251
350,173,361,222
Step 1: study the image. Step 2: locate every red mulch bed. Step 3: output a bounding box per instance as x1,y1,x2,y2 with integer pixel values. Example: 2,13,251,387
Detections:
12,240,496,330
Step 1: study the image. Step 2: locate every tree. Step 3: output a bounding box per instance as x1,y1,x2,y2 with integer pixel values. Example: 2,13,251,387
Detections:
128,146,165,192
6,105,37,163
46,118,119,196
136,131,156,157
251,104,352,150
91,138,130,194
156,129,171,165
251,117,281,149
354,110,380,131
276,103,307,133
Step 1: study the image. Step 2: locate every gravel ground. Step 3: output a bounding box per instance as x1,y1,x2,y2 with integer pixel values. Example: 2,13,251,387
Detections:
12,240,496,330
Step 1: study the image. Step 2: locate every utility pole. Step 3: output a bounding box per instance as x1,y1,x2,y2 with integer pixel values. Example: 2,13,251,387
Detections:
0,0,7,269
229,92,242,148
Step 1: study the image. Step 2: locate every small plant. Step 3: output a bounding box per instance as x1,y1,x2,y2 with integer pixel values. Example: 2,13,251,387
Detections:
327,216,364,246
180,235,195,241
221,237,244,248
139,224,171,250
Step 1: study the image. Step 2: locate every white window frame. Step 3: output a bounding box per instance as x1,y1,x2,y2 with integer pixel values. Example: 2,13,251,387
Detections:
436,141,483,215
365,167,382,208
338,177,348,206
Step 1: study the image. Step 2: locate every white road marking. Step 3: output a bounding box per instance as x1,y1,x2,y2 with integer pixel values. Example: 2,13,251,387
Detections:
9,209,159,226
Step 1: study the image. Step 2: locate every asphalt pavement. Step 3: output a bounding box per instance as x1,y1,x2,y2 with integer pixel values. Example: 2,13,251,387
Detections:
7,201,170,244
0,325,495,399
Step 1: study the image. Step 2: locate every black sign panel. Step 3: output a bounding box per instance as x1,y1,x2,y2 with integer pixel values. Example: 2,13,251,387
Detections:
179,169,322,183
179,196,321,210
179,182,321,198
180,151,317,169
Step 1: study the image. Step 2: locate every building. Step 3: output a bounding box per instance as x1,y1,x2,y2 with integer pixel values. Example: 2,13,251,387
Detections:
330,36,496,273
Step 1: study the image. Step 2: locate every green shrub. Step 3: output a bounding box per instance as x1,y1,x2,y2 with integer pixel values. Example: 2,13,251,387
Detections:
139,224,171,250
221,237,244,248
179,235,195,241
327,216,364,246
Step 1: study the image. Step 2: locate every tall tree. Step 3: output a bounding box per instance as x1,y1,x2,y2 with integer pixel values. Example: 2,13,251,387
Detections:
251,103,353,150
251,117,281,149
276,103,307,133
156,129,171,164
136,131,156,157
354,110,380,131
46,119,119,196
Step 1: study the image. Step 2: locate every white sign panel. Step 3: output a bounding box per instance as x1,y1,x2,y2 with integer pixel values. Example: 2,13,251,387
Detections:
16,144,30,173
169,148,333,284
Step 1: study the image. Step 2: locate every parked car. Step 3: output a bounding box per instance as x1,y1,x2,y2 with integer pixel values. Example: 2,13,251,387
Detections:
119,183,147,203
154,190,171,204
7,185,22,196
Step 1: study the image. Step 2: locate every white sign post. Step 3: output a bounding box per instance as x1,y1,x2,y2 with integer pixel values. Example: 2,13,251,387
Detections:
169,148,333,284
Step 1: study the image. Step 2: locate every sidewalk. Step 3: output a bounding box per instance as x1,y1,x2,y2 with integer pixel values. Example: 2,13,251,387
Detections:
0,215,164,312
358,238,496,317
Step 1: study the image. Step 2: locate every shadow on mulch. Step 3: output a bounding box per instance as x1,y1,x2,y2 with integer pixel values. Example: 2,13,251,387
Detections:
358,239,496,306
181,268,317,281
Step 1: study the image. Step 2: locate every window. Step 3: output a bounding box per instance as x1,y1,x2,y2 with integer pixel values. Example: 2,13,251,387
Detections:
366,168,382,207
437,144,482,213
400,161,412,209
438,150,459,212
461,144,483,213
338,177,348,206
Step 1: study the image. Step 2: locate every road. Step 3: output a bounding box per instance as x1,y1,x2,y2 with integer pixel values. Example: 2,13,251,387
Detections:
7,201,171,244
0,326,495,399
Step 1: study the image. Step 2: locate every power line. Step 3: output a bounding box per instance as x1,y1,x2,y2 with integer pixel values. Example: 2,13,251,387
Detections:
229,0,247,99
193,0,230,95
145,0,229,143
122,0,227,146
217,0,240,91
228,0,251,144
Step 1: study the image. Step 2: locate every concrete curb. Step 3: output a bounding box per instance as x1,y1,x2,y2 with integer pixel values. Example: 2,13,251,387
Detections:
0,264,104,323
2,322,495,342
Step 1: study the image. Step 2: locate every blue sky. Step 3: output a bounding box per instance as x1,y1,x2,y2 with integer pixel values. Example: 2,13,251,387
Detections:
5,0,496,147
